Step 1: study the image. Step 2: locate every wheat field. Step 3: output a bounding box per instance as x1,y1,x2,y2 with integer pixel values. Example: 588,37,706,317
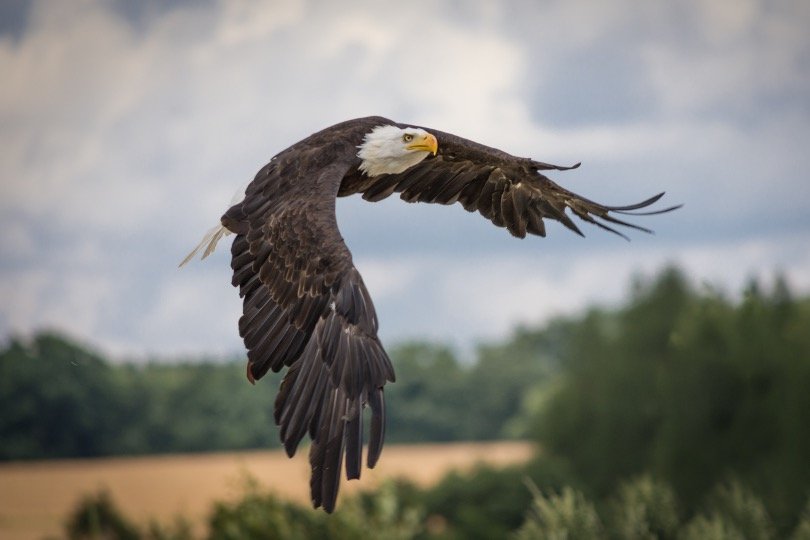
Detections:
0,441,533,540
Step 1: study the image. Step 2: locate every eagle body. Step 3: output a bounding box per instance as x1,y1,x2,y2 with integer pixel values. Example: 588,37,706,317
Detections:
182,116,678,512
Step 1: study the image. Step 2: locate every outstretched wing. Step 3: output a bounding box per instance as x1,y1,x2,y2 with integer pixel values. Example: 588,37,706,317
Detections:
342,127,680,239
224,152,394,513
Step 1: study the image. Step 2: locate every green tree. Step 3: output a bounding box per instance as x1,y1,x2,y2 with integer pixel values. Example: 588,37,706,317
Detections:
0,332,125,459
384,343,468,442
533,266,810,532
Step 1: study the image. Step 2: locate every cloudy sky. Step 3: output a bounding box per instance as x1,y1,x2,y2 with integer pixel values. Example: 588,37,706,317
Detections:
1,0,808,359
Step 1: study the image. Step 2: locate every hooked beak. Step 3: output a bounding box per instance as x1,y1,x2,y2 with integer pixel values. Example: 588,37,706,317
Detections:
407,132,438,155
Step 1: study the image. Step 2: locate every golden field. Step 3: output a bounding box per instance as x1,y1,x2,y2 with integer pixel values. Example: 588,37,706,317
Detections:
0,441,533,540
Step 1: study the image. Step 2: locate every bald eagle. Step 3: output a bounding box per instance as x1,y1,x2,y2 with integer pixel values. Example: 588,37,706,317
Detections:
181,116,679,512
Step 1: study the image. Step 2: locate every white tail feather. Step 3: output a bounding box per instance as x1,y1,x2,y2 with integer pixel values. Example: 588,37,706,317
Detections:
178,223,231,267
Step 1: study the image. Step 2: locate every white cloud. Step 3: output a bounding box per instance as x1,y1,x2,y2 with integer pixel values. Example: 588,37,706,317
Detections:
131,266,243,358
215,0,305,46
0,267,115,342
354,258,422,300
0,269,51,334
641,0,809,116
0,222,36,258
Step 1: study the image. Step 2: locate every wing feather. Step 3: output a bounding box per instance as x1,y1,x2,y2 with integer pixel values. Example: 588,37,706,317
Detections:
432,167,481,205
457,174,490,211
343,125,680,239
222,118,396,513
476,172,499,219
489,175,508,228
360,174,401,202
526,206,547,237
367,387,386,468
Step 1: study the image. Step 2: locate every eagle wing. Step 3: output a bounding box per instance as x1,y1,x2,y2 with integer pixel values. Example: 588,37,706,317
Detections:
223,150,394,513
344,127,680,239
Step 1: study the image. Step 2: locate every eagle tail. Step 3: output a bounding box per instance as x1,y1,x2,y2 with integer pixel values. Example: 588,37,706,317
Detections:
178,223,231,267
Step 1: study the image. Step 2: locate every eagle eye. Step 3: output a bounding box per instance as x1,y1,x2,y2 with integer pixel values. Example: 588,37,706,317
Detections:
402,133,414,143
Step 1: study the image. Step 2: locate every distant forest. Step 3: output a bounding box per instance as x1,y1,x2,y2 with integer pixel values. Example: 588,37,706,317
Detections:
4,266,810,536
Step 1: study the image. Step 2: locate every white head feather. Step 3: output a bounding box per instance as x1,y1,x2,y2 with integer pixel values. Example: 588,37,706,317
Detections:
182,126,438,266
357,125,437,177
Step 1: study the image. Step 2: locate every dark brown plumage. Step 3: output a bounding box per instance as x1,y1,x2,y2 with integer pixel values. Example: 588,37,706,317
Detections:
216,116,679,512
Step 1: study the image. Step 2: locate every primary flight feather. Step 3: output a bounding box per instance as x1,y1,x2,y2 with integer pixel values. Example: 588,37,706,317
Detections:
181,116,680,512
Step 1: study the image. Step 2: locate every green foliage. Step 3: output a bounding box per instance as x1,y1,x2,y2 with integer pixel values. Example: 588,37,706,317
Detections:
607,476,680,540
678,514,745,540
535,269,690,496
0,333,284,458
677,480,776,540
465,329,557,439
61,471,810,540
384,343,469,442
696,480,775,540
533,267,810,531
515,484,603,540
384,339,552,442
114,361,281,454
371,456,573,540
65,490,140,540
207,482,328,539
0,333,124,459
791,500,810,540
325,481,424,540
419,464,533,540
0,333,548,459
207,477,422,540
144,517,194,540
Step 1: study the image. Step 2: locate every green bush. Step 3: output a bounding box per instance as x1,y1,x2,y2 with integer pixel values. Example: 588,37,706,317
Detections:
678,479,774,540
65,490,140,540
61,472,810,540
515,484,603,540
419,464,534,540
207,477,326,539
206,477,423,540
325,481,424,540
608,476,679,540
791,499,810,540
678,514,745,540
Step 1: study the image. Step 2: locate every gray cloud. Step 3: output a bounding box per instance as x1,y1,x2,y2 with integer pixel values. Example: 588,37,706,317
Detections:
0,0,31,42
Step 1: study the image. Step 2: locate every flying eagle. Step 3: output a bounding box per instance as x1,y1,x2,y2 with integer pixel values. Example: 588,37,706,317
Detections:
181,116,679,512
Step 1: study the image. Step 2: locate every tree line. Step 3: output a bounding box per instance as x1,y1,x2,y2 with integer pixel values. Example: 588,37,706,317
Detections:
0,320,546,460
3,265,810,537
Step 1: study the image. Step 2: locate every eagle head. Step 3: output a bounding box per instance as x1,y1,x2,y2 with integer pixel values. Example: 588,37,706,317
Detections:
357,125,438,177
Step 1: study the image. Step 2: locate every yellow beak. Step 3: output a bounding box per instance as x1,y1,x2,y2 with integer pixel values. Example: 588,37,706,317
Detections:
407,133,438,155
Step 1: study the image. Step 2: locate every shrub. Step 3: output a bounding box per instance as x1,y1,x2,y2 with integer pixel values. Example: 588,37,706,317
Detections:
791,499,810,540
608,475,679,540
421,464,533,540
679,480,774,540
515,483,604,540
678,514,745,540
65,490,140,540
206,477,422,540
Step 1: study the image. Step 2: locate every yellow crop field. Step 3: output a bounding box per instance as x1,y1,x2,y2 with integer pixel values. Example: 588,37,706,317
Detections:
0,441,533,540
